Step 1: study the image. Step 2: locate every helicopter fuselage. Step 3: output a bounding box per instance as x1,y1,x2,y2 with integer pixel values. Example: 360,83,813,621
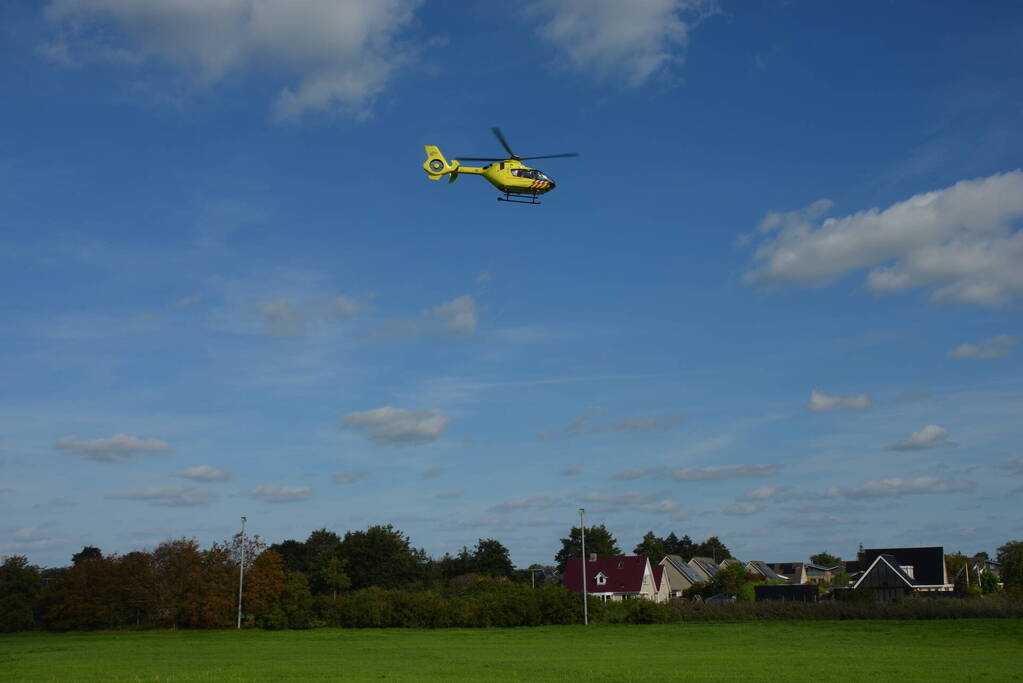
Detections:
423,147,555,197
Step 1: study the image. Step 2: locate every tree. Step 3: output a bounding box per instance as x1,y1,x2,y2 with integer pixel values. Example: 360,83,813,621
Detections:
472,538,514,579
711,563,753,597
554,525,621,574
340,525,425,590
810,552,841,567
694,536,731,562
666,533,696,561
318,556,351,599
0,556,43,632
633,531,668,563
72,546,103,565
996,540,1023,591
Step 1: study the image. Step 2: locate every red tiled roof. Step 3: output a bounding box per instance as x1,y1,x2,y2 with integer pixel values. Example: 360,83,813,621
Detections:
563,556,650,593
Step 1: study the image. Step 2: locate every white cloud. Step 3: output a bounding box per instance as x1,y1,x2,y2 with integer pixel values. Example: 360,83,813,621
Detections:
736,485,791,502
172,294,203,309
172,464,232,482
546,406,683,439
339,406,450,446
494,495,563,511
421,464,444,479
947,334,1017,359
254,298,306,337
1000,457,1023,472
723,502,761,516
55,434,169,462
744,170,1023,307
806,389,872,413
42,0,425,120
108,485,219,506
331,295,361,319
332,470,367,484
429,295,478,336
613,467,651,480
532,0,717,86
889,424,954,451
582,491,650,506
828,476,972,499
246,483,314,503
670,464,778,481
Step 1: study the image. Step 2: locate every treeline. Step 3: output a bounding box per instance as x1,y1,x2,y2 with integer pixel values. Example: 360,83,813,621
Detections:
0,524,546,632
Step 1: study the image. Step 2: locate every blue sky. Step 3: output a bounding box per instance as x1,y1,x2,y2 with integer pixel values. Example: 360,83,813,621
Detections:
2,0,1022,569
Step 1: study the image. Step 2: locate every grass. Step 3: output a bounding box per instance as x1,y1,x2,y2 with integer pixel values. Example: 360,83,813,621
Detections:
2,620,1022,681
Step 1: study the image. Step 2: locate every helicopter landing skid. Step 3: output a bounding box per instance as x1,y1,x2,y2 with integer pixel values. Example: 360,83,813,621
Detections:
497,191,541,205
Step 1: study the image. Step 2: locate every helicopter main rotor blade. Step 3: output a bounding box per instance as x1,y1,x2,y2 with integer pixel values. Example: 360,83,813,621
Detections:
491,127,516,158
454,157,504,161
518,153,580,160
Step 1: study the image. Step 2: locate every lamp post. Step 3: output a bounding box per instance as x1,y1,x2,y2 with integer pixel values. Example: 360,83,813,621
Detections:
236,516,247,630
579,507,588,626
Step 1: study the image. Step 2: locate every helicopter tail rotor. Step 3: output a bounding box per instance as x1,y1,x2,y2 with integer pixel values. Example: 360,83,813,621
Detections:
423,146,459,180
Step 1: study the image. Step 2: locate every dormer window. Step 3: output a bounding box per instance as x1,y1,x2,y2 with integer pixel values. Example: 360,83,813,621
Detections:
595,572,608,586
617,561,624,569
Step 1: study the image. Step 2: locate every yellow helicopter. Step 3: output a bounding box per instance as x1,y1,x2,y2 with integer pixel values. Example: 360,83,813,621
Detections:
423,128,577,204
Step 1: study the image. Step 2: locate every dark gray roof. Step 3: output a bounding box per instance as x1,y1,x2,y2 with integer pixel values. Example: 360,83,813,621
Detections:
663,555,705,584
863,546,947,586
690,557,721,578
747,560,785,581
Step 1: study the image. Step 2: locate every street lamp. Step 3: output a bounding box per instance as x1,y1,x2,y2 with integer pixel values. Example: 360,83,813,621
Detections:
236,516,247,629
579,507,588,626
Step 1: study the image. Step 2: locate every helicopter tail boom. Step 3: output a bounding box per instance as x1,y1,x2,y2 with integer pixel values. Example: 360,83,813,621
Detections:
423,146,459,181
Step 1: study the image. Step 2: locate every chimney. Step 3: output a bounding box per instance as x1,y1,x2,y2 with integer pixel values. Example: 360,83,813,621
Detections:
589,553,597,562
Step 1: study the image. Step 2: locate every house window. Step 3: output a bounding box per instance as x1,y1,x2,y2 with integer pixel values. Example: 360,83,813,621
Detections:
595,572,607,586
617,561,624,569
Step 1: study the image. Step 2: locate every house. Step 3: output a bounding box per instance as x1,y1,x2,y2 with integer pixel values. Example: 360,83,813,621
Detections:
765,562,807,584
745,560,786,582
853,546,953,602
651,563,671,602
563,555,665,602
688,557,722,581
660,555,706,594
803,564,838,585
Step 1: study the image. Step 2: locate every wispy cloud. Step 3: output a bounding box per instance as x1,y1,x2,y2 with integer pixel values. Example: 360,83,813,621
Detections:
41,0,426,120
828,477,973,499
736,485,791,502
246,484,314,503
542,405,682,439
723,503,762,516
332,470,368,485
172,465,232,482
806,389,872,413
55,434,169,463
108,485,219,506
339,407,451,446
493,495,564,511
559,463,581,476
532,0,718,86
948,335,1017,359
435,489,463,499
888,424,955,451
670,464,779,481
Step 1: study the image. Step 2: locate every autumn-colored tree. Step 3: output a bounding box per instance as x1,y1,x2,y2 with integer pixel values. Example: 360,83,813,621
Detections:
151,539,205,628
38,554,121,630
243,550,287,622
0,556,43,632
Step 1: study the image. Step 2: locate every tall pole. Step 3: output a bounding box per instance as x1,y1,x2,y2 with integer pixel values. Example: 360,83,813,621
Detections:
579,507,588,626
236,516,247,630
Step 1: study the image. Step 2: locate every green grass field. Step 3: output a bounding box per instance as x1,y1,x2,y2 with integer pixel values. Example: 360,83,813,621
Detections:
2,620,1021,681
